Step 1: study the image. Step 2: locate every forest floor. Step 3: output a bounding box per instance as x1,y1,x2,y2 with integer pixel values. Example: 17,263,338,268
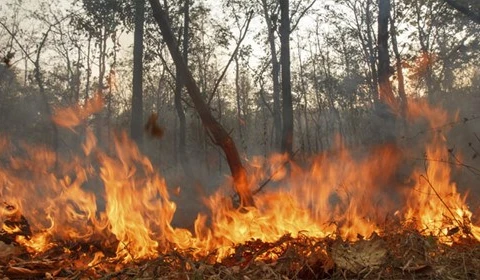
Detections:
1,226,479,279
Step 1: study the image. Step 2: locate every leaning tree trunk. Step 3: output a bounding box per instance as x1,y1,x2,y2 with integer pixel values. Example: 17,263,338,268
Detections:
148,0,254,207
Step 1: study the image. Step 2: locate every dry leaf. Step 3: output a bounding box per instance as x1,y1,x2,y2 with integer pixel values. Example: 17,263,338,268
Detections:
145,113,164,139
331,235,387,273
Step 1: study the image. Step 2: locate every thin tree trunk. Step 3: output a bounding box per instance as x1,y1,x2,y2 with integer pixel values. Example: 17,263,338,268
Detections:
99,29,107,90
297,38,311,153
366,0,379,101
260,0,282,150
34,26,59,167
175,0,191,175
320,51,343,137
148,0,254,207
235,55,245,155
131,0,145,146
96,30,108,147
413,0,435,98
85,35,92,100
309,43,324,152
75,46,81,102
390,1,407,112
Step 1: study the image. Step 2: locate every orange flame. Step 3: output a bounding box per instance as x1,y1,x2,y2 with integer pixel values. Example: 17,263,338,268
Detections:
52,92,104,130
0,95,478,265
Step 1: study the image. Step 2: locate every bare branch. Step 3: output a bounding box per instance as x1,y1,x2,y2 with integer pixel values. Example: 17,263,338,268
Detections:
443,0,480,24
207,10,254,105
290,0,317,32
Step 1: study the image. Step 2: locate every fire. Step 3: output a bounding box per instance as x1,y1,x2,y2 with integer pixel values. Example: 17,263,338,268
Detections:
403,101,480,241
52,92,104,131
0,95,478,266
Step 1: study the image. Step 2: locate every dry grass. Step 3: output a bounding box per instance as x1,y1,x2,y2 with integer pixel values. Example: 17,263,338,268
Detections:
1,228,479,280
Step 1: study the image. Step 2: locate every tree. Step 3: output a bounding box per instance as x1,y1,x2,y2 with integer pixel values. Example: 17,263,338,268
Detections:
377,0,395,106
77,0,124,147
131,0,146,146
328,0,380,104
443,0,480,24
259,0,282,149
0,7,62,162
279,0,293,156
174,0,191,175
148,0,254,207
390,0,407,112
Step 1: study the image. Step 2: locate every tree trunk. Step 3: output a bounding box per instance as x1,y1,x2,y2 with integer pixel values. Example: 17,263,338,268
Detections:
375,0,397,144
95,30,108,147
365,0,379,101
148,0,254,207
280,0,294,156
297,38,311,153
377,0,395,105
235,55,246,155
85,35,92,100
260,0,282,150
175,0,191,175
390,1,407,112
443,0,480,24
74,46,82,102
34,26,59,168
413,0,435,98
131,0,145,147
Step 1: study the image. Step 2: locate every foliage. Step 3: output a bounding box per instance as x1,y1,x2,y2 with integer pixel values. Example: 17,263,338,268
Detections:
0,0,479,164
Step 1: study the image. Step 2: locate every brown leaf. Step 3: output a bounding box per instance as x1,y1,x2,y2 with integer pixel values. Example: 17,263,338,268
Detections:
145,113,164,139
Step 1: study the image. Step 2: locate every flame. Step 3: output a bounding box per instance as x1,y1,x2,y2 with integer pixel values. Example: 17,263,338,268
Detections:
52,92,104,130
403,101,480,241
407,51,437,81
0,95,478,265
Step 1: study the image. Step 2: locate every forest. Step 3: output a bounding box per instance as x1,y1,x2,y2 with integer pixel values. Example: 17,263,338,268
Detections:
0,0,480,279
